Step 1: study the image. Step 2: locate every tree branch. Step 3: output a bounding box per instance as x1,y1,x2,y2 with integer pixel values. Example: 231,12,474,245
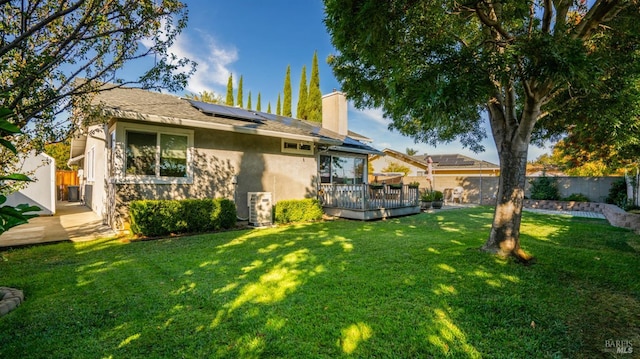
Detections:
542,0,553,33
572,0,628,40
473,1,514,43
0,0,86,58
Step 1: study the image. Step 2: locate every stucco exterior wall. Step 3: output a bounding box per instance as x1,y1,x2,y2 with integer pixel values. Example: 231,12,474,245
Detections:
5,152,56,215
110,122,319,224
405,175,620,205
370,156,424,176
83,124,109,219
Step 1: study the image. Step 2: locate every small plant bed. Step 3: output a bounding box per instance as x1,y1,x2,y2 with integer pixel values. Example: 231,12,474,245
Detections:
1,207,638,357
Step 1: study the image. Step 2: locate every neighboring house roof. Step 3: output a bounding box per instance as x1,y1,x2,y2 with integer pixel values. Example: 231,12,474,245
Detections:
372,148,500,171
71,86,380,158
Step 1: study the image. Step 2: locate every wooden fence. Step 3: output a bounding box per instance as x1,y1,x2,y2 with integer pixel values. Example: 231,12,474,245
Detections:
56,170,79,200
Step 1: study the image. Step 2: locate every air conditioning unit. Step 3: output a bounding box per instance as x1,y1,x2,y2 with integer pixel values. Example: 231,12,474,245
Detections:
248,192,272,227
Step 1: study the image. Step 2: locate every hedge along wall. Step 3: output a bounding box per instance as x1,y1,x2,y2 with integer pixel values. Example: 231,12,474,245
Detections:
129,198,237,237
273,199,323,224
405,175,621,204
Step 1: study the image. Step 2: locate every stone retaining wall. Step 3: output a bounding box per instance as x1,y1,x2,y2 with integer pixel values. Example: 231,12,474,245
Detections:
523,199,607,213
602,204,640,234
524,199,640,233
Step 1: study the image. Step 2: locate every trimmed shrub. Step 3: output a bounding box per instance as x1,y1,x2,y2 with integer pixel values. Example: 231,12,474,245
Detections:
606,178,627,206
129,198,236,236
274,199,323,224
529,176,560,200
212,198,237,230
563,193,590,202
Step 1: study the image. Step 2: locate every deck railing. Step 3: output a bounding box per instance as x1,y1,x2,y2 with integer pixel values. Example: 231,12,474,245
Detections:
319,183,420,210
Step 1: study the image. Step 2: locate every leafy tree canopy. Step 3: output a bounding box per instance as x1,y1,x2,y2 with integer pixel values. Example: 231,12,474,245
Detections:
324,0,640,260
382,162,410,176
184,90,222,104
1,0,195,139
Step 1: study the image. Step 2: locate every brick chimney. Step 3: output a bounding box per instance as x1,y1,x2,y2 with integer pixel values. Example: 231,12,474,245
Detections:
321,90,348,136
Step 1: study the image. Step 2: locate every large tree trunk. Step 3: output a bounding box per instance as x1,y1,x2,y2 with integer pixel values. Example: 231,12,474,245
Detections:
482,142,531,261
482,95,541,263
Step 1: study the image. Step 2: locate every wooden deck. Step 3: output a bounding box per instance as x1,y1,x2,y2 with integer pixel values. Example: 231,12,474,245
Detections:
319,183,421,220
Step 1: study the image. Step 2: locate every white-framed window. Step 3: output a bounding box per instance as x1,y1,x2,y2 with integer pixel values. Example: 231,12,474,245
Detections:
319,154,366,184
86,146,95,182
281,139,314,155
115,123,193,183
109,130,116,177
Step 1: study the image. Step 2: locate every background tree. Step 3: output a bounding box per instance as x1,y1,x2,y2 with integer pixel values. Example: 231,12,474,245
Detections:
247,91,252,110
283,66,292,117
226,74,234,106
537,5,640,178
297,66,309,120
382,162,410,176
306,51,322,122
276,94,282,116
184,90,222,104
237,75,244,108
1,0,194,181
1,0,193,131
267,102,272,114
324,0,640,261
406,148,418,156
44,141,74,170
257,93,262,112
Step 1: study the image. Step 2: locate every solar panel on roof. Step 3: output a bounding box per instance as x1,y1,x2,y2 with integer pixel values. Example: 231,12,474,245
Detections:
187,99,264,123
258,112,311,130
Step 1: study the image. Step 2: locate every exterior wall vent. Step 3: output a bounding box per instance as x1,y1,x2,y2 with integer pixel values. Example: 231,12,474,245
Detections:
248,192,272,227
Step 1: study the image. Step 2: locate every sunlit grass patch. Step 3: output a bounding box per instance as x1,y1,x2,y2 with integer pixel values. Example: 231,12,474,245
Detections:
0,207,638,357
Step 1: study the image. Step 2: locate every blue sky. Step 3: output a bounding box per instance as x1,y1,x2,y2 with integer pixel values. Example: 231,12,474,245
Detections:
152,0,551,165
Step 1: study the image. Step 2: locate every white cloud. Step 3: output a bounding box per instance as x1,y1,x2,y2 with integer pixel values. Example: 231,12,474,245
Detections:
173,30,238,95
138,21,238,96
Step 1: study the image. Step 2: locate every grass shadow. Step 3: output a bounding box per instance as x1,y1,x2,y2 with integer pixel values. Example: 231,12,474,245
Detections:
0,207,638,357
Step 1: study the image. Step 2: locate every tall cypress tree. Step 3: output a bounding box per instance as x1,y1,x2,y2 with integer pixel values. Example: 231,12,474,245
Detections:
247,91,252,110
226,74,234,106
276,93,282,116
283,65,292,117
306,51,322,122
267,102,271,114
296,65,308,120
237,75,243,108
257,92,262,112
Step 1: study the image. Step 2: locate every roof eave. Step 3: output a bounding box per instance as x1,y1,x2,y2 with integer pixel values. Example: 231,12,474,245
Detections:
103,108,343,146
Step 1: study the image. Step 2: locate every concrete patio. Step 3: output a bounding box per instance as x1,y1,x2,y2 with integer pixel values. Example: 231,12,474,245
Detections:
0,201,116,248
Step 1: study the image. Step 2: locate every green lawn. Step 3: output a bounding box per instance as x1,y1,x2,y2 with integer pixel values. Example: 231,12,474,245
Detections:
1,207,638,358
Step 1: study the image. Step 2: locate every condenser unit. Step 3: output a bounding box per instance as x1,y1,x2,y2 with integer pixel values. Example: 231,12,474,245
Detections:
248,192,272,227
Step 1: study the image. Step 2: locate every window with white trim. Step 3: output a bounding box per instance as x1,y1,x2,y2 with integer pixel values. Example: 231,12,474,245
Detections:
86,146,95,182
125,129,190,178
281,139,314,155
319,154,365,184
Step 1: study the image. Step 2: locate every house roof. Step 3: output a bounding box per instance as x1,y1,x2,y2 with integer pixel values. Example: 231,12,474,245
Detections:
374,148,500,170
75,86,380,155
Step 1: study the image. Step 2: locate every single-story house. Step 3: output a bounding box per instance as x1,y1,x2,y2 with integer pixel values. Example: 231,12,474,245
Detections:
69,86,420,228
370,148,500,178
369,148,501,203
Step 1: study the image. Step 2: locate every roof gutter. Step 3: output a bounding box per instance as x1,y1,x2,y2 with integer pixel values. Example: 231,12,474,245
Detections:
328,145,384,156
67,154,85,166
